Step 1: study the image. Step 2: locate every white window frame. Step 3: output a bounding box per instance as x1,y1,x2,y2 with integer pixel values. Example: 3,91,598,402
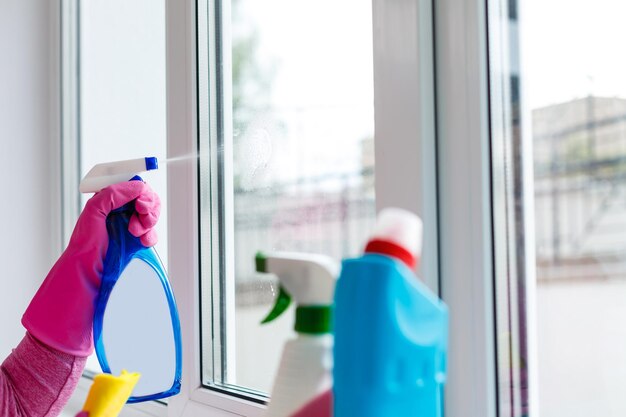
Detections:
167,0,267,414
435,0,498,415
60,0,82,247
54,0,505,415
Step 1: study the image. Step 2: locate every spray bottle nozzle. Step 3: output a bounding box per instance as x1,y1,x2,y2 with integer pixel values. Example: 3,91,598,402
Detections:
145,157,158,170
80,157,159,194
255,251,338,332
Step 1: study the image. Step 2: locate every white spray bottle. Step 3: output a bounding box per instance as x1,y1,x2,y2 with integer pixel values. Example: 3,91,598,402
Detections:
256,251,338,417
79,157,159,193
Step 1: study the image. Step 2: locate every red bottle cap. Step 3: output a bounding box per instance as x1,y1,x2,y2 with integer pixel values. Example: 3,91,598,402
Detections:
364,238,418,269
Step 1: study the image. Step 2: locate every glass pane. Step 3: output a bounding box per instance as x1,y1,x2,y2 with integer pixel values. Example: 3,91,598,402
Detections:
79,0,167,371
200,0,376,396
489,0,626,415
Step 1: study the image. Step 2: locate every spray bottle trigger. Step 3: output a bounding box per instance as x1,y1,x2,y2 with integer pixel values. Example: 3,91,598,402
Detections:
261,286,291,324
256,252,293,324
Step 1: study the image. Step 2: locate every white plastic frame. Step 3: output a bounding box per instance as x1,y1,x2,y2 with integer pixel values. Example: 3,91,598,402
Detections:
372,0,440,292
60,0,81,248
435,0,499,416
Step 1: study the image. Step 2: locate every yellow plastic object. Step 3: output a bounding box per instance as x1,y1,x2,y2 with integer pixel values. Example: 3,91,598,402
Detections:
81,370,141,417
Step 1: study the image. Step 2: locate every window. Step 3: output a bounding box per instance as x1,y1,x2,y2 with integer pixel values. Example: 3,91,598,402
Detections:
59,0,513,415
488,0,626,415
169,0,438,415
63,0,626,415
59,0,516,415
197,0,376,398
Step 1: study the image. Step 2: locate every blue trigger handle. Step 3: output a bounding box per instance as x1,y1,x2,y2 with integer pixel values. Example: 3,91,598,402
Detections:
105,175,146,264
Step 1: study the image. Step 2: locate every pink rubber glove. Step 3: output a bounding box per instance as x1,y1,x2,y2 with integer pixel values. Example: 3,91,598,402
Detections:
22,181,161,357
290,390,333,417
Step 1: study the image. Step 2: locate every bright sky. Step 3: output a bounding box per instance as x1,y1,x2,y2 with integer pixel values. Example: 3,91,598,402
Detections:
523,0,626,109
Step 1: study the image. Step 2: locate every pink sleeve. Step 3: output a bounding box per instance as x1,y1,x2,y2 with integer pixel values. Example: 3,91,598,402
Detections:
0,332,86,417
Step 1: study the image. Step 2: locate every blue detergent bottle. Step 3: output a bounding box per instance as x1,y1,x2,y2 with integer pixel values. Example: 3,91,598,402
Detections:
333,208,448,417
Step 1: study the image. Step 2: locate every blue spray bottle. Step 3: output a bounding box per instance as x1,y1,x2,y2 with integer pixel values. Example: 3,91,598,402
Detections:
333,208,448,417
80,157,183,403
